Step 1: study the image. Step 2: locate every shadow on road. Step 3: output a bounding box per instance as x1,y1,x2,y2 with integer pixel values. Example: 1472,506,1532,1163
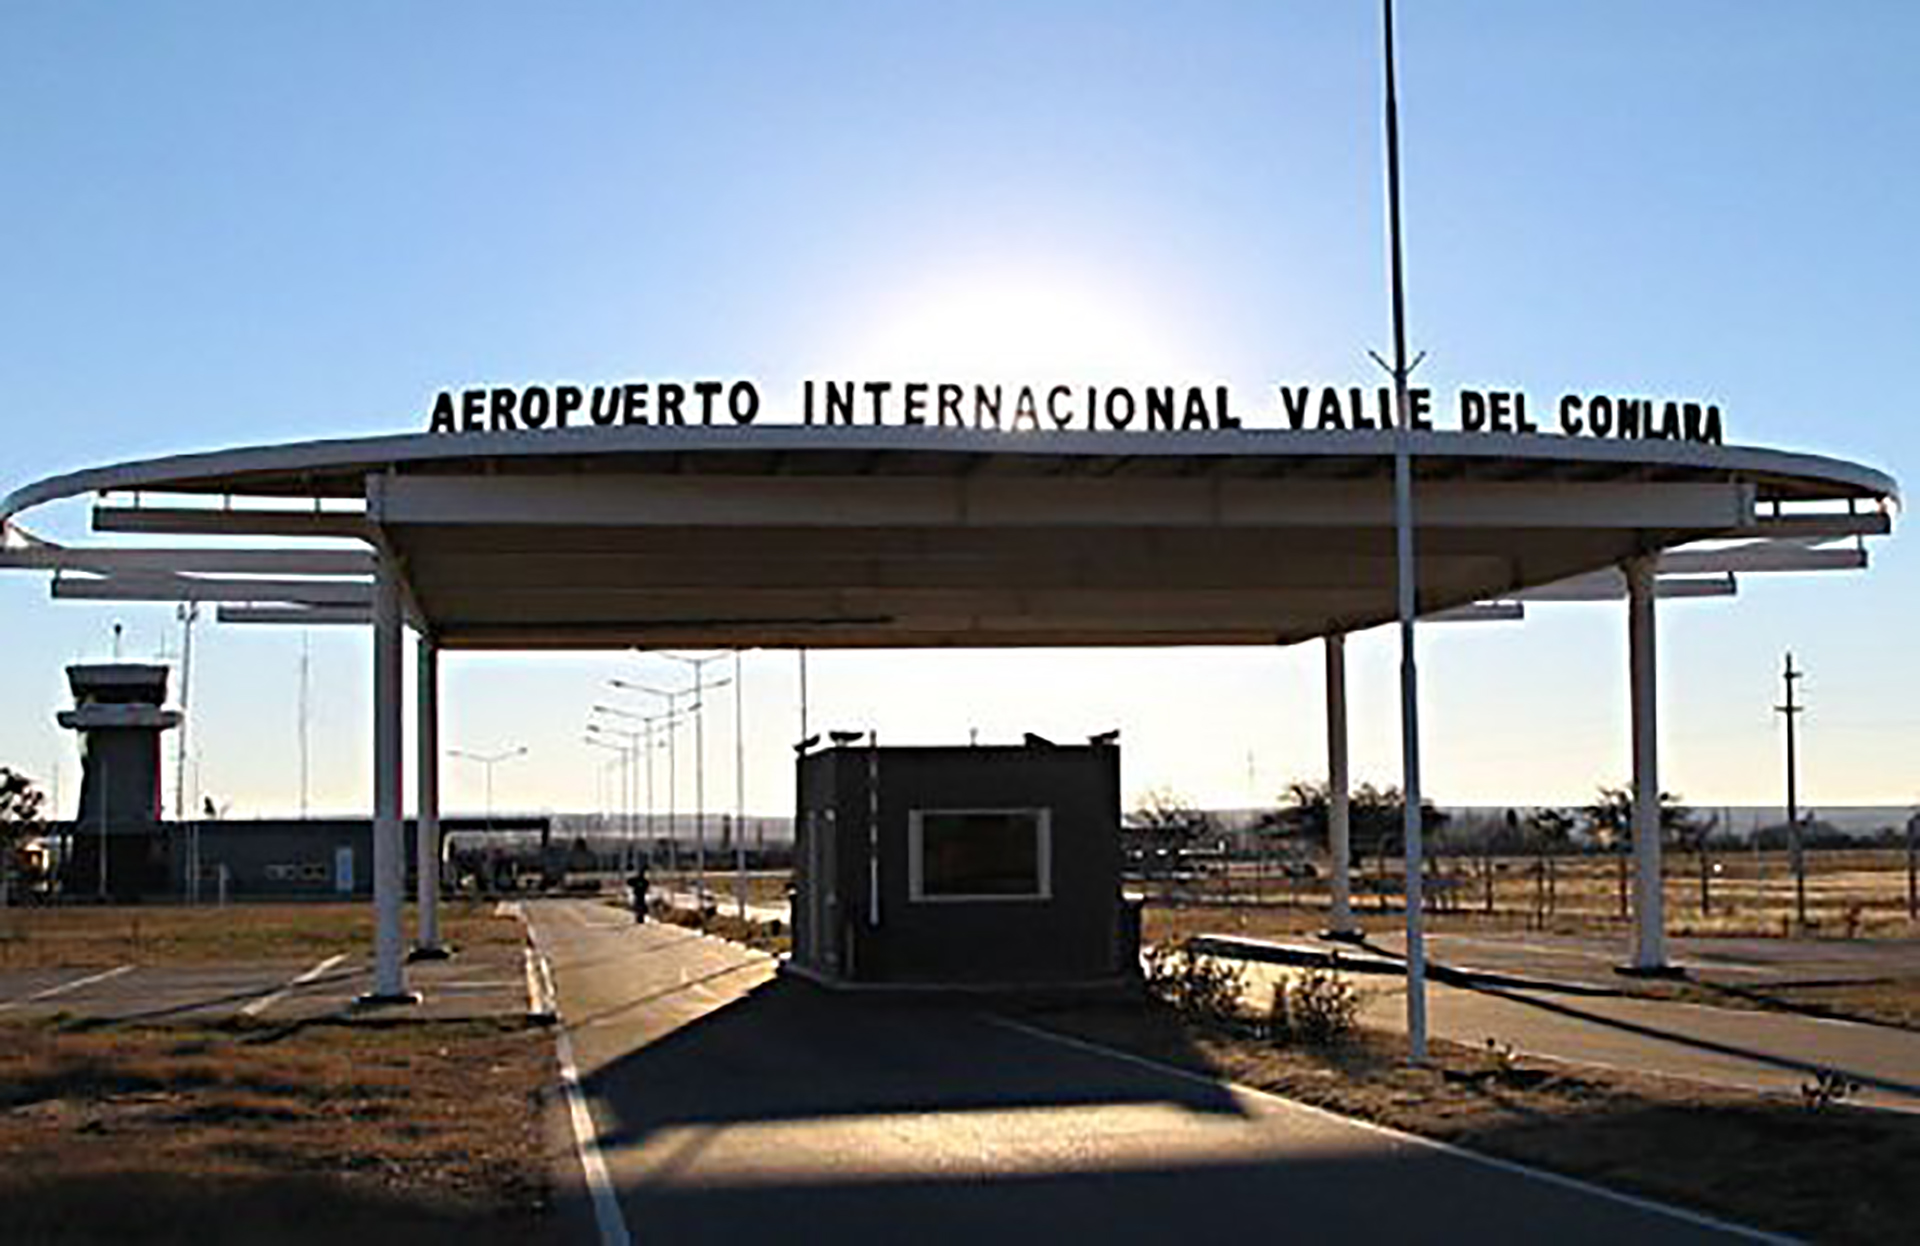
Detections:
585,976,1248,1151
578,979,1803,1245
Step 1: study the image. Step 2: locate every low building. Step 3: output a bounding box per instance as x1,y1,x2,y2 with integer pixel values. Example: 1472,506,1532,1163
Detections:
47,815,552,900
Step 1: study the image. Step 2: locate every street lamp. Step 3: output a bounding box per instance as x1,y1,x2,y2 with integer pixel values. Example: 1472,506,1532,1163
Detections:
609,677,716,886
620,708,684,867
448,746,527,830
656,653,734,895
601,690,693,859
584,729,637,871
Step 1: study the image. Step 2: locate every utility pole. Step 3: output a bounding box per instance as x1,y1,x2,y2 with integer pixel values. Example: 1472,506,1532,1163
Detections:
1373,0,1429,1062
1775,652,1806,930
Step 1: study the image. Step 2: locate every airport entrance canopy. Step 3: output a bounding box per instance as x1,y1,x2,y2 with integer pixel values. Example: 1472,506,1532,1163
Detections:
0,426,1897,647
2,422,1896,1003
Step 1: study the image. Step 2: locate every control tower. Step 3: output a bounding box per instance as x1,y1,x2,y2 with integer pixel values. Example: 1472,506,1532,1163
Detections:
57,664,181,901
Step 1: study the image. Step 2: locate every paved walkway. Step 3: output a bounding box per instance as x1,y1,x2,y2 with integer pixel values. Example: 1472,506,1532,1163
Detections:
624,894,1920,1108
1393,929,1920,992
528,898,1768,1244
0,943,530,1024
1205,928,1920,1110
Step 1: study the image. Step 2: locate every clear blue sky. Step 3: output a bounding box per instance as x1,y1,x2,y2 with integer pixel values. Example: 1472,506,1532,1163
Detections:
3,2,1916,821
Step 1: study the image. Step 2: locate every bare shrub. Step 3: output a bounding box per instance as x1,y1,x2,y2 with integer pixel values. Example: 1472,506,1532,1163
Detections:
1801,1068,1859,1111
1285,962,1360,1047
1266,977,1293,1043
1143,938,1248,1022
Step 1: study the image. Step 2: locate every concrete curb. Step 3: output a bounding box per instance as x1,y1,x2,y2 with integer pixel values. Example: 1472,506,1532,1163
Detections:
988,1014,1792,1245
498,900,560,1025
1186,932,1626,998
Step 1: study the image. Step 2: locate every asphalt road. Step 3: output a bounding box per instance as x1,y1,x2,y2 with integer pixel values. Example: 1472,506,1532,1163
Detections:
528,898,1769,1245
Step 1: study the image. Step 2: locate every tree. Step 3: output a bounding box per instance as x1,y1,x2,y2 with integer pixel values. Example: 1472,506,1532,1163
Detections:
1125,788,1217,882
1526,807,1575,852
0,768,47,903
1262,779,1448,863
1127,787,1216,847
1583,785,1700,851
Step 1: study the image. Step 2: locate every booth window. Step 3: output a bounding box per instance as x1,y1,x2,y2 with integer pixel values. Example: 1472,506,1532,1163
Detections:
909,809,1052,902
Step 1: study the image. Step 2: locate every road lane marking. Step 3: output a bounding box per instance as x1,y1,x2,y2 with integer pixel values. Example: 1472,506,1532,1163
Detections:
528,905,632,1246
556,1024,632,1246
0,964,134,1011
239,953,349,1019
987,1014,1790,1244
524,939,559,1023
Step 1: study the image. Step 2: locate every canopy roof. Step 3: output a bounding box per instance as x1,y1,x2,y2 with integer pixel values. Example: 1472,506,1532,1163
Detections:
2,426,1896,650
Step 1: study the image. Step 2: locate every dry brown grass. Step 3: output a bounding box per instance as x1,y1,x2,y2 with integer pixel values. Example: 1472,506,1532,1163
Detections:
649,869,790,906
642,897,791,956
0,900,522,969
1026,1003,1919,1245
0,1015,555,1245
1142,900,1920,1030
1184,847,1920,938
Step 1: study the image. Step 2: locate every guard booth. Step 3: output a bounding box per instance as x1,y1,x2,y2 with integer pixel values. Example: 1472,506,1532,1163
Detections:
789,738,1135,991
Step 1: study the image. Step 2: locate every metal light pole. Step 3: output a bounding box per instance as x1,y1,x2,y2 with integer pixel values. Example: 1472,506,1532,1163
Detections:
1376,0,1429,1062
641,706,679,860
585,728,637,869
449,746,528,831
587,710,641,863
604,703,690,869
660,653,732,898
612,678,700,877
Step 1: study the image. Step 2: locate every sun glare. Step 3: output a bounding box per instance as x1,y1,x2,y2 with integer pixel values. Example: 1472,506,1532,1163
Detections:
839,272,1197,388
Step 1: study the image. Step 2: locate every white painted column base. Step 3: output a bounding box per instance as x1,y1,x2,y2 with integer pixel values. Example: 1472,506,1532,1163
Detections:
1624,554,1671,974
411,632,449,962
361,545,419,1005
1323,634,1359,940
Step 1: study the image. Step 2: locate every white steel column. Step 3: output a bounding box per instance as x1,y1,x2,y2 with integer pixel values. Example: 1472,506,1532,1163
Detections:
413,633,445,958
1325,634,1356,936
1626,555,1667,971
366,548,412,1000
